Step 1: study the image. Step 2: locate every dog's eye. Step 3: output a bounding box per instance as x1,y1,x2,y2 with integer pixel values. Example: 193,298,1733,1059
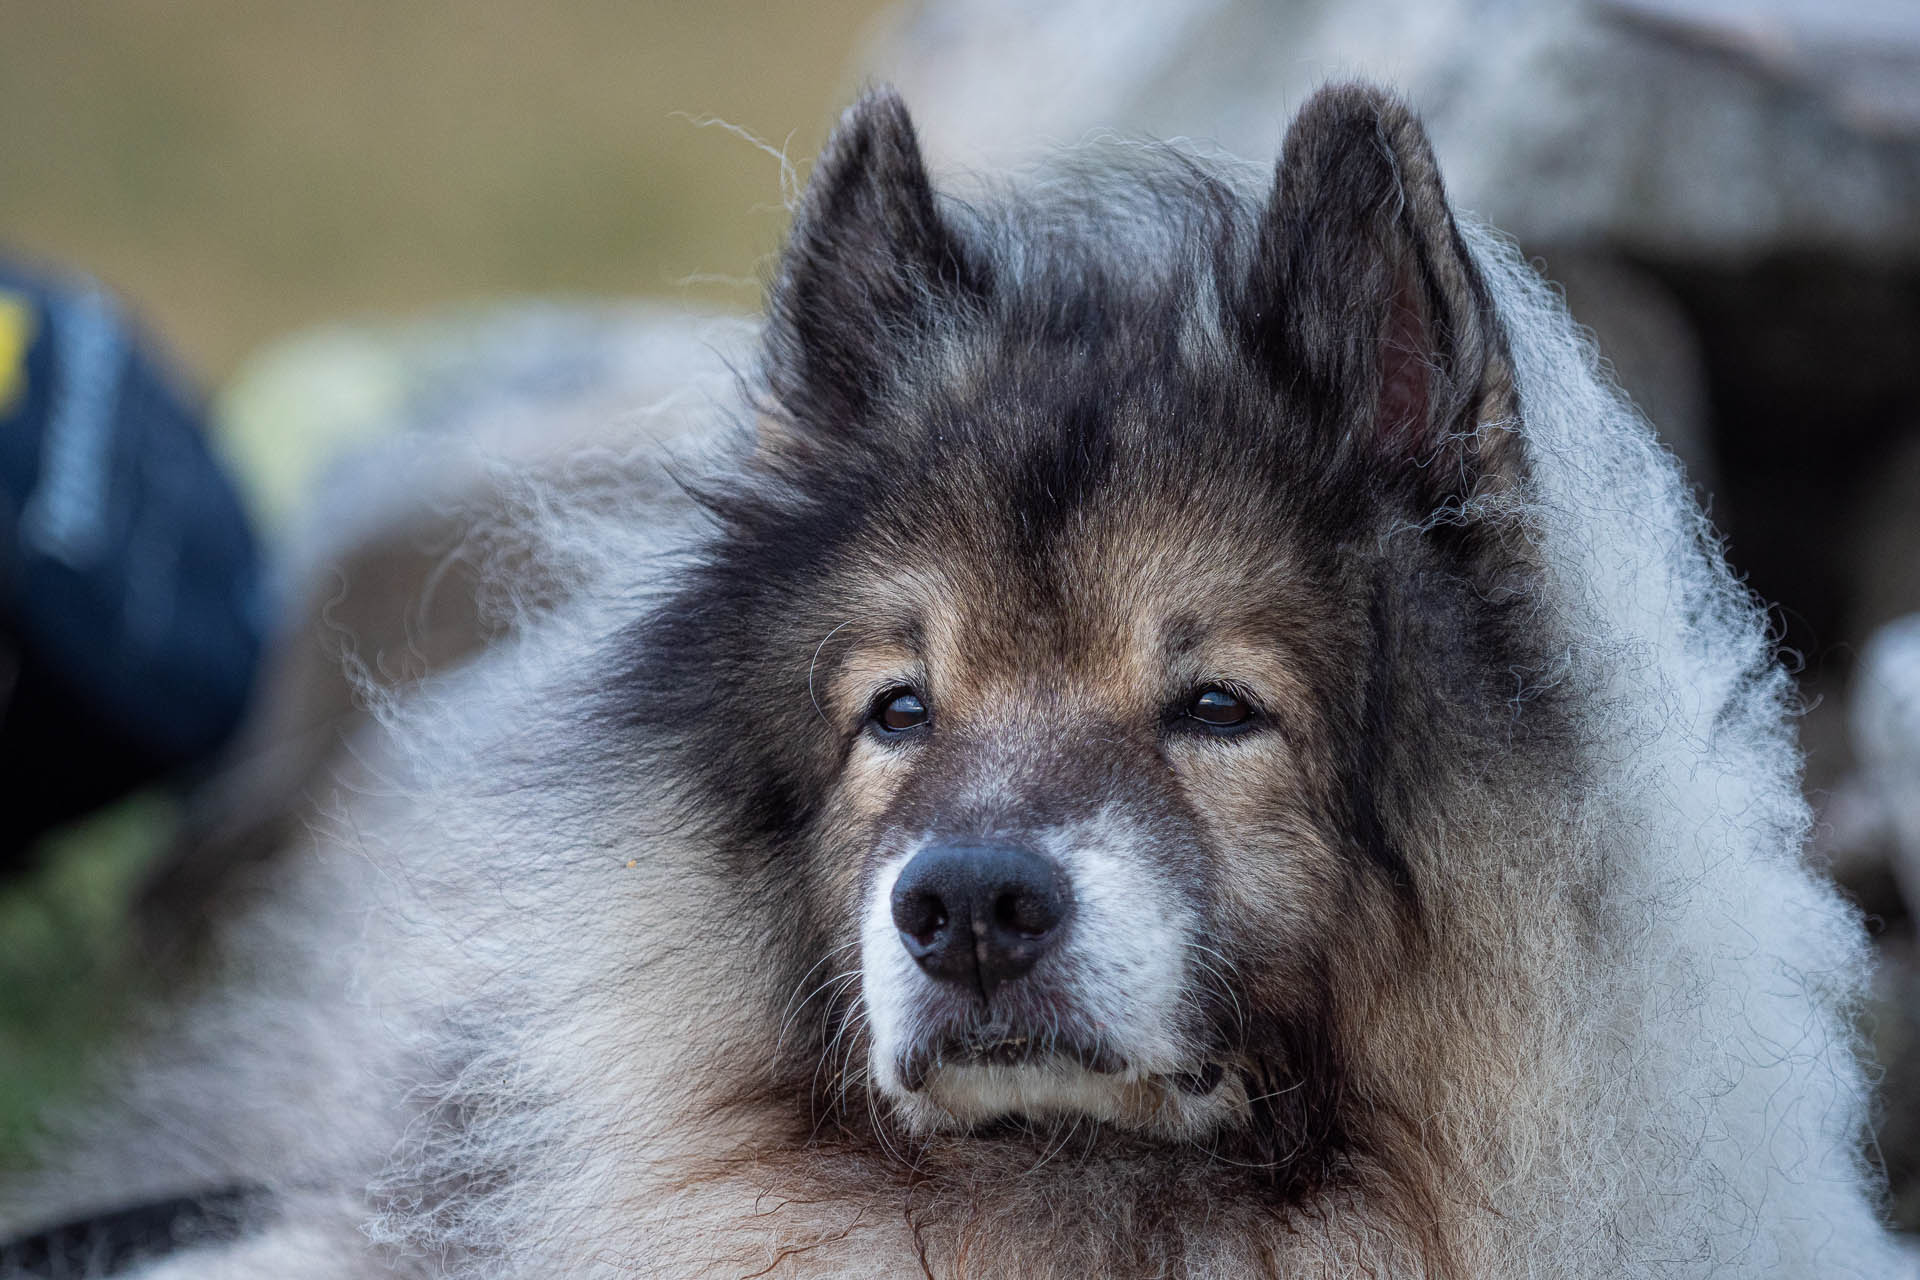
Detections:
873,688,930,733
1186,686,1253,729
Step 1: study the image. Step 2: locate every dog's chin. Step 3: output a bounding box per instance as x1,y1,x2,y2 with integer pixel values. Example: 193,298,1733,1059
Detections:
884,1054,1249,1139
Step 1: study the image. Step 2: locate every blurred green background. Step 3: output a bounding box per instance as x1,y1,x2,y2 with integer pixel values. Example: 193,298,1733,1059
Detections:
0,0,884,1172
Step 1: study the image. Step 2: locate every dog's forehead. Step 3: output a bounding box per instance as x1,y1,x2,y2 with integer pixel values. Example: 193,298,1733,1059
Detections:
838,495,1329,691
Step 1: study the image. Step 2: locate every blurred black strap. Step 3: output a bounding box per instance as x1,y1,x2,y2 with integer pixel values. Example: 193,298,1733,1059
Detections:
0,1184,270,1277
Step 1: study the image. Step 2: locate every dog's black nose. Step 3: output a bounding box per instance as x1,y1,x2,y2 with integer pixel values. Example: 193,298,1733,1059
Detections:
890,841,1072,1001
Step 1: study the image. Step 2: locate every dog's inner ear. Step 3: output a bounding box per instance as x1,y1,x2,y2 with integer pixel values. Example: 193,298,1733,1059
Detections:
763,87,989,441
1378,273,1435,457
1238,83,1521,503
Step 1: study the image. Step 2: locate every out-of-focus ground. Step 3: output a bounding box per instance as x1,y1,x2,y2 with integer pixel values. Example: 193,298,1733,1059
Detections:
0,0,884,1168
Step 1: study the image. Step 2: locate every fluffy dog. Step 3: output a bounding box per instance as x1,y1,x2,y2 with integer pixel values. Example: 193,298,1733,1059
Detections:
3,83,1907,1278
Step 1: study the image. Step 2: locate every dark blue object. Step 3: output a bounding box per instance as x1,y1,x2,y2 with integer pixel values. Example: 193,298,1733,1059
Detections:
0,1185,269,1277
0,261,263,864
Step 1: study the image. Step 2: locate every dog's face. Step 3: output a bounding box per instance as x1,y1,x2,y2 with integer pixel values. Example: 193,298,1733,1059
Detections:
820,445,1375,1137
627,86,1530,1155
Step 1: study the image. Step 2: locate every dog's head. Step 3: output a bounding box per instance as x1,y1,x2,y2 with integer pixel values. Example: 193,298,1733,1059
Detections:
629,85,1539,1157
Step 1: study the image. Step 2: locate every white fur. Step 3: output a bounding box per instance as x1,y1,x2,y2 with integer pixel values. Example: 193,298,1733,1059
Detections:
859,846,927,1103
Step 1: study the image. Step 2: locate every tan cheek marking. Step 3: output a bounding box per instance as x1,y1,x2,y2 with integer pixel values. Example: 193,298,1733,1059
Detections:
834,742,919,820
1163,661,1350,987
1205,782,1344,909
814,744,921,913
1173,734,1351,994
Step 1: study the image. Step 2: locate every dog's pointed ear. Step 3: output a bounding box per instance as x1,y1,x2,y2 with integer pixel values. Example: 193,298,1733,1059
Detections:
764,87,989,438
1236,83,1521,502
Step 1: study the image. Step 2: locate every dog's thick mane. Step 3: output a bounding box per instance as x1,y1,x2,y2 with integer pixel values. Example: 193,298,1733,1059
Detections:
11,106,1903,1279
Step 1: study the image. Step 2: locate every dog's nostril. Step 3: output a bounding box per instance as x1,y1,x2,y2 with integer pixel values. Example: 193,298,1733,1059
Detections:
914,909,947,947
893,891,948,949
889,841,1072,1000
994,889,1057,938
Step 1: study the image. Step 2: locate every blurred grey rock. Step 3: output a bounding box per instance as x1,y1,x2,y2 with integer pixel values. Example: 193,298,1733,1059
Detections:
865,0,1920,264
1849,428,1920,642
1544,254,1713,491
1855,614,1920,914
1605,0,1920,139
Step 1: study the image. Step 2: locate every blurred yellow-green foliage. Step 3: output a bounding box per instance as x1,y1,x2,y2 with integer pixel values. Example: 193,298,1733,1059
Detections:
0,796,176,1167
0,0,885,1177
0,0,886,384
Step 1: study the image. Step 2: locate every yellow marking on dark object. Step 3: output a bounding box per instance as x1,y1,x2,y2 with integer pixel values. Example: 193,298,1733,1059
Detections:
0,290,36,417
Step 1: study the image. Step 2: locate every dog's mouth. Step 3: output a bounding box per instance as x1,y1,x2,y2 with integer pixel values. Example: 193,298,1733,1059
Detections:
899,1033,1127,1090
898,1032,1230,1100
888,1044,1246,1138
